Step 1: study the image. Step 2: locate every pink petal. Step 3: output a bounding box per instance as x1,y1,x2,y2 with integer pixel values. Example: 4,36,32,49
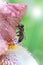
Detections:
0,3,27,43
0,3,27,56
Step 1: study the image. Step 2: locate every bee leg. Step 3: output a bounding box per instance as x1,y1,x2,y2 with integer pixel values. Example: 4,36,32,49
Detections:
18,35,24,43
16,31,20,36
16,31,20,33
17,35,20,36
16,32,19,33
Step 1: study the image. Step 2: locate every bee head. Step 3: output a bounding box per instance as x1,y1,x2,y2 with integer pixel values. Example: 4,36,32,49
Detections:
18,24,24,29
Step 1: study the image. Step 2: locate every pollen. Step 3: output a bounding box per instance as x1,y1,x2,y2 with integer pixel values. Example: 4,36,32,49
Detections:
8,43,19,50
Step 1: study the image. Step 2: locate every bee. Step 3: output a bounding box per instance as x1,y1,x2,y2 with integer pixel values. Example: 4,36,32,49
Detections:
16,24,24,43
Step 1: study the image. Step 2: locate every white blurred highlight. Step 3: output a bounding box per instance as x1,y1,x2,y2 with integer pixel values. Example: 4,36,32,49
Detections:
0,0,7,3
31,6,42,19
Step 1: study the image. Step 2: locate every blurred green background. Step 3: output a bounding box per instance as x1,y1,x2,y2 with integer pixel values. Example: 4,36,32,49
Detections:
7,0,43,65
